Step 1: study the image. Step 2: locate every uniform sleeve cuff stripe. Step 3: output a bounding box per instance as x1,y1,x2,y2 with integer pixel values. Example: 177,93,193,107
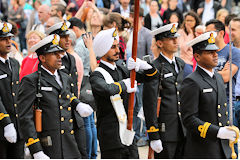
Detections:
146,69,157,77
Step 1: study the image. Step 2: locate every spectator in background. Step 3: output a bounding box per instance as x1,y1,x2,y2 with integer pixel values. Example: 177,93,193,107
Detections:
194,25,205,37
159,0,168,17
216,8,229,25
167,12,181,25
140,0,151,16
112,0,131,18
31,4,50,33
144,0,163,30
89,10,103,38
224,14,237,44
0,0,8,21
68,29,84,97
178,11,201,77
162,0,183,25
197,0,221,24
8,0,26,51
206,19,240,105
7,20,24,65
19,30,45,81
26,0,42,35
45,16,62,30
50,3,66,20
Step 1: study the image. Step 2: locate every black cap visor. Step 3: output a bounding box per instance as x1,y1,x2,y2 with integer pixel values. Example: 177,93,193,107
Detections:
36,44,64,56
50,29,70,36
193,40,219,52
0,32,14,38
155,31,180,41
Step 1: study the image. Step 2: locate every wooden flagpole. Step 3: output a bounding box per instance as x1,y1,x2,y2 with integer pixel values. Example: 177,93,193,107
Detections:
127,0,140,131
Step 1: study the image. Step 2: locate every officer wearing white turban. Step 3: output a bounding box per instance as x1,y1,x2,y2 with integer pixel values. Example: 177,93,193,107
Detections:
90,28,157,158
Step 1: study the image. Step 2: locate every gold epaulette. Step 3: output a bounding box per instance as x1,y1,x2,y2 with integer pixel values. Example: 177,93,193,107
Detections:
198,122,211,138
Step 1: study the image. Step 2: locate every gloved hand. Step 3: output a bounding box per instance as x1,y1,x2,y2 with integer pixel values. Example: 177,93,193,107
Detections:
217,127,236,141
76,102,93,117
33,151,50,159
150,139,163,153
4,123,17,143
127,57,152,72
122,78,137,93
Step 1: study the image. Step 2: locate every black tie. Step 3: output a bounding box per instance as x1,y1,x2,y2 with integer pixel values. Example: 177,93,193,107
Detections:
5,60,11,73
171,61,176,71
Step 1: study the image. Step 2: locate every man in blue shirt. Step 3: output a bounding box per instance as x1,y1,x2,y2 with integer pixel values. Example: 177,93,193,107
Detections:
205,19,240,103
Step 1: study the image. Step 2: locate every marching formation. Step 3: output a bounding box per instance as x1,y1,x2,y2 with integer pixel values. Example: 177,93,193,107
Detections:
1,0,240,159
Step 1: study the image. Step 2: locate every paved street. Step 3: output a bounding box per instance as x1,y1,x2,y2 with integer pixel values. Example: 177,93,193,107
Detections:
97,146,149,159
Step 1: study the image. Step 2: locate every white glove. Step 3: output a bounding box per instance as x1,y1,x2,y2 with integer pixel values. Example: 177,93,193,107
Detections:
4,123,17,143
127,57,140,71
137,58,152,70
24,146,32,158
150,139,163,153
217,127,236,141
33,151,50,159
127,57,152,72
76,102,93,117
122,78,137,93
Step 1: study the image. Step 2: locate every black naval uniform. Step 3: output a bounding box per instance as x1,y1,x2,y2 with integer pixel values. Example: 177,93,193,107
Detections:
17,66,82,159
61,51,87,158
90,60,157,158
0,58,24,158
142,54,186,158
180,66,231,158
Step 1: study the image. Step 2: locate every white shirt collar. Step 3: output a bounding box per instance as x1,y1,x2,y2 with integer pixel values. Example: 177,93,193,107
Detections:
0,56,9,64
120,5,130,18
41,65,58,76
101,60,117,70
160,52,176,64
41,65,63,87
198,65,214,78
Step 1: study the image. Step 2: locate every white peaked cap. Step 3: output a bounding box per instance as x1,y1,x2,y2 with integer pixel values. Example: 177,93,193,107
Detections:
187,31,217,47
30,34,61,53
93,28,119,58
45,21,71,35
151,23,178,36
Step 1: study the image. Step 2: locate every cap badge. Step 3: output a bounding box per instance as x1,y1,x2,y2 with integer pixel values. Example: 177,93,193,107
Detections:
61,22,68,31
2,23,9,33
208,33,215,44
52,35,59,45
112,29,118,37
170,24,177,33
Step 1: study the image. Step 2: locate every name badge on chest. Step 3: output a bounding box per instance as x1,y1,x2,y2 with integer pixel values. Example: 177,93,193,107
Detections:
203,88,213,93
0,74,7,80
41,87,53,91
164,72,173,78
